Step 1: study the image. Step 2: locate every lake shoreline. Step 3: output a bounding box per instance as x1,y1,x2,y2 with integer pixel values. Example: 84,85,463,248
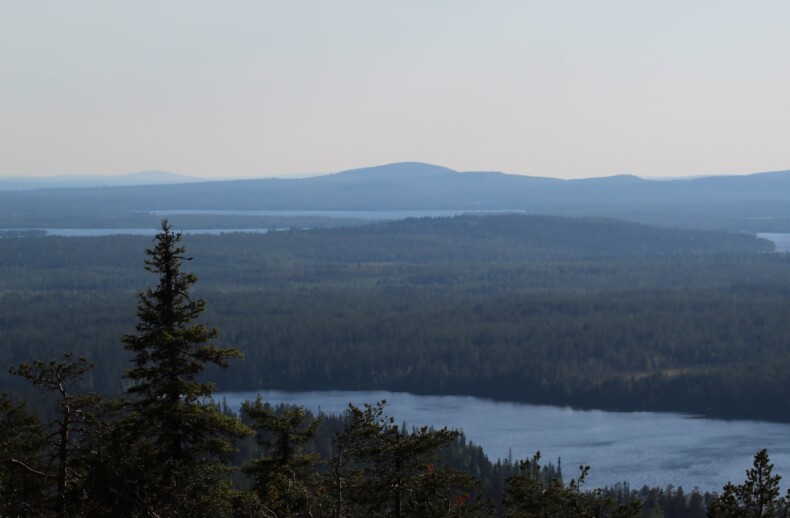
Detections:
214,381,790,425
215,388,790,493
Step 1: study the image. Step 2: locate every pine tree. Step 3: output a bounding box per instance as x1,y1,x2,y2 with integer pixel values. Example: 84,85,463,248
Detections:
708,449,789,518
119,219,251,516
321,401,492,517
241,397,322,516
8,353,101,518
505,451,641,518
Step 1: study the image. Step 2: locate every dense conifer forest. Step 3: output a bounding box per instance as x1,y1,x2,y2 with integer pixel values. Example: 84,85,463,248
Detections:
2,219,789,516
1,215,789,421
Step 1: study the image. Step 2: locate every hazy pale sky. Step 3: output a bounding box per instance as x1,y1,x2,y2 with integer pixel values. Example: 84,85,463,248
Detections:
1,1,789,179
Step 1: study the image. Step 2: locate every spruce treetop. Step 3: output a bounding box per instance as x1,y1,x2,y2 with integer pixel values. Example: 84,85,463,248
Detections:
123,219,241,405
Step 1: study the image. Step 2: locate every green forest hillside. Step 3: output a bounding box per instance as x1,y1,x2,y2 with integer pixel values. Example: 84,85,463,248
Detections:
1,214,787,422
2,219,788,517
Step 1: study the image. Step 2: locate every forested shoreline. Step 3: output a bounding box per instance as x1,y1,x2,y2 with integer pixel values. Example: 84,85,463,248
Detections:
2,220,788,517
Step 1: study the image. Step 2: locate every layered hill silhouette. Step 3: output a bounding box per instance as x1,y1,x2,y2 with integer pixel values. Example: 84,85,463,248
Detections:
1,162,790,231
0,170,197,190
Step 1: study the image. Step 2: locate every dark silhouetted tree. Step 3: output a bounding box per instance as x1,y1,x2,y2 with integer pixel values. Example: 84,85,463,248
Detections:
321,401,492,517
505,451,641,518
241,397,322,516
708,449,789,518
119,219,251,516
0,393,48,517
8,353,101,518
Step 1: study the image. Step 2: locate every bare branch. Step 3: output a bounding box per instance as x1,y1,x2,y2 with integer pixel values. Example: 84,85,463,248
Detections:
8,458,51,479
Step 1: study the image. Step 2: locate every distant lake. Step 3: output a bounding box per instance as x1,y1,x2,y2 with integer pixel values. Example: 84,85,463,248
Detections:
758,233,790,252
0,228,273,238
216,390,790,493
0,210,527,237
145,209,525,220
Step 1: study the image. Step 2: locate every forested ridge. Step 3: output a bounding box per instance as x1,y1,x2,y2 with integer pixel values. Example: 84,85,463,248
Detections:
2,220,789,517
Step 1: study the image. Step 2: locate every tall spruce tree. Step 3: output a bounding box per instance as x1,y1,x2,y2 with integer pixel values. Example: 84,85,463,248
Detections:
119,219,251,516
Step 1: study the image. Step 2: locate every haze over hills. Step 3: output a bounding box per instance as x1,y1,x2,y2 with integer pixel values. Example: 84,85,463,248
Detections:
0,170,200,190
2,162,790,232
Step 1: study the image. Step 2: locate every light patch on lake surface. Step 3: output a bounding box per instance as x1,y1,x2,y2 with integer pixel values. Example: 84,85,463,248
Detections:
217,390,790,493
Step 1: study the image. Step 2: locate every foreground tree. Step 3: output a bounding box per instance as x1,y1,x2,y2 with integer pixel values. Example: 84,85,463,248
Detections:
321,401,493,517
708,449,789,518
0,393,48,517
7,354,101,518
505,452,641,518
241,397,322,516
117,220,251,516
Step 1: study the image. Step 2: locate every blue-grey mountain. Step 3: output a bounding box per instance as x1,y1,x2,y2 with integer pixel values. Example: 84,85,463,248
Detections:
2,162,790,231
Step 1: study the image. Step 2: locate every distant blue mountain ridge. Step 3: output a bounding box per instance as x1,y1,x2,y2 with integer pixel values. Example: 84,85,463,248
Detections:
0,170,197,190
1,162,790,231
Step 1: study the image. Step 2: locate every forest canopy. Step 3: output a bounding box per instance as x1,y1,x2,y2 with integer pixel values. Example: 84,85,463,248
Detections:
0,214,788,422
2,219,788,517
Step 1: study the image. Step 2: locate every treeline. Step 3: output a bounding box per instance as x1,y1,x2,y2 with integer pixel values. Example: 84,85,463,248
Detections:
0,213,776,273
293,214,774,258
206,285,790,421
0,215,780,296
3,223,787,517
4,283,790,421
242,403,730,518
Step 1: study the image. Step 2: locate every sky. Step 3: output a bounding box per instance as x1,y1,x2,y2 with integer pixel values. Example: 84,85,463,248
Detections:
1,1,789,179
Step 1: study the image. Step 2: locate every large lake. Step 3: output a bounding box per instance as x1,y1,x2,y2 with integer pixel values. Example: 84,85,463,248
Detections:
217,390,790,493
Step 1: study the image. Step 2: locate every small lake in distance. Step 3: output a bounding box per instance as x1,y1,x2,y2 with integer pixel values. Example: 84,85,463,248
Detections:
0,228,273,238
216,390,790,493
146,209,525,220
